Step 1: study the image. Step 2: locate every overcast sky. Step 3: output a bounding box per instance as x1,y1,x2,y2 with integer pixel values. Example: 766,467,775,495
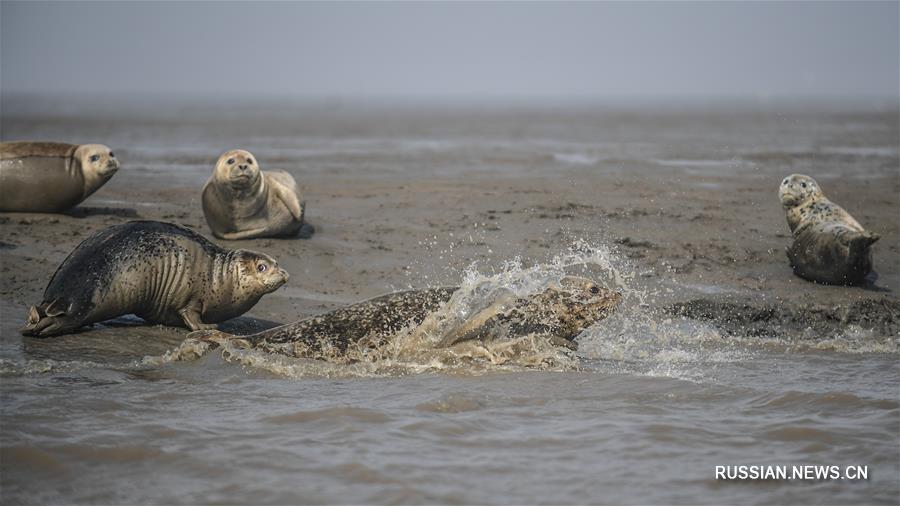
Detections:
1,1,897,100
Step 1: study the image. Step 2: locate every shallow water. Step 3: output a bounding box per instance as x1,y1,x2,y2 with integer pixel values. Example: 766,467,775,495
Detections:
1,100,898,504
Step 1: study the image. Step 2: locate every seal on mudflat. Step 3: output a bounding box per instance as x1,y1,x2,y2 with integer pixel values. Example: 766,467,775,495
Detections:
192,277,622,359
22,220,289,337
202,149,305,240
779,174,879,285
0,141,120,212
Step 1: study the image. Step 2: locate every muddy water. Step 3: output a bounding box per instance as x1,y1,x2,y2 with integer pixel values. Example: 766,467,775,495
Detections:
1,99,898,504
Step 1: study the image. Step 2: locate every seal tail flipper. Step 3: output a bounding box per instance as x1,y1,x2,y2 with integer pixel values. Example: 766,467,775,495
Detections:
21,299,74,337
848,230,880,254
21,305,46,335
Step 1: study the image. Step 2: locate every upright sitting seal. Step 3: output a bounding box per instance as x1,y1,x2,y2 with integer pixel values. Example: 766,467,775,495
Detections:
202,149,305,240
22,220,289,337
779,174,879,285
0,141,120,212
192,277,622,360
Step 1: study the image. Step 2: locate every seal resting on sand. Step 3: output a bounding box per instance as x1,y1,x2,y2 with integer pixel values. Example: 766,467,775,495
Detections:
22,220,289,337
779,174,879,285
191,276,622,360
0,141,120,212
202,149,306,240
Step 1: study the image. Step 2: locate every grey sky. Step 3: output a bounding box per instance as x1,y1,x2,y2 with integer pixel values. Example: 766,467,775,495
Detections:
1,1,897,100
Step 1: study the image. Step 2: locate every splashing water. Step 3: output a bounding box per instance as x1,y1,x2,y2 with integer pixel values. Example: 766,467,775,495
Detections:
145,238,897,381
149,241,633,377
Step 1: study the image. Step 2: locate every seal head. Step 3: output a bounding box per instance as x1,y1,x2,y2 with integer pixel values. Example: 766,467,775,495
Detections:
779,174,821,209
215,149,260,192
235,250,290,293
74,144,119,198
438,276,623,348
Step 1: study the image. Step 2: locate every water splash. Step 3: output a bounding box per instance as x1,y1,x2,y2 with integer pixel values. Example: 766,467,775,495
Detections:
145,239,896,380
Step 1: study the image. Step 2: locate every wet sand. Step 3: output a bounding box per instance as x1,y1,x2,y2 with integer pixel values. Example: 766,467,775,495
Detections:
1,102,898,339
1,100,898,505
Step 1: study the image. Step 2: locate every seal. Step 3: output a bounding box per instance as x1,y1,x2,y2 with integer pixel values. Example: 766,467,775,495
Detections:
0,141,120,212
192,277,622,360
202,149,305,240
779,174,879,285
21,220,289,337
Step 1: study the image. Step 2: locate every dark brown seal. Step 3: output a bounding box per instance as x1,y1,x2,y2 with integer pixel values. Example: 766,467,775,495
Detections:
0,141,120,212
779,174,879,285
22,220,289,337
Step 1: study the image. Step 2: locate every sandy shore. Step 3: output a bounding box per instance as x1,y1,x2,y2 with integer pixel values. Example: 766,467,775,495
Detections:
1,103,898,340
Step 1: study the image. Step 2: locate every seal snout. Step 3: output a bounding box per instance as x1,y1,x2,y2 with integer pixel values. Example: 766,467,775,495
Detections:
263,266,290,291
104,159,120,175
593,289,623,313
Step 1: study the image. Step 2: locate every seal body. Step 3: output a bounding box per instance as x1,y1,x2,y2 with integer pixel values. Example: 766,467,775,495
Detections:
202,149,305,240
195,277,622,359
22,220,289,337
779,174,879,285
0,141,120,212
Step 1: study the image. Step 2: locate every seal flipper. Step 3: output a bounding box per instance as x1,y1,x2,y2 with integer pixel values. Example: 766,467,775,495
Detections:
44,298,70,317
186,329,240,349
25,305,41,326
273,183,304,222
21,299,76,337
848,230,880,251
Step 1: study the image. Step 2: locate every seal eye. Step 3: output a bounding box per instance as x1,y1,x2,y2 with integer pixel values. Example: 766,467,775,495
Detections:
257,264,267,273
109,152,115,158
590,286,600,294
227,158,235,165
90,154,100,162
247,158,253,165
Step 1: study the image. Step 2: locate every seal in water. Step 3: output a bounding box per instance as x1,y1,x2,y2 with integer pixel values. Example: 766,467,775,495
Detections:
22,220,289,337
0,141,120,212
779,174,879,285
202,149,306,240
192,277,622,359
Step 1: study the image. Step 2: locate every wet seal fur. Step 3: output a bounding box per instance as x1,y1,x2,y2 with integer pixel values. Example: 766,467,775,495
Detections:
0,141,120,212
22,220,289,337
191,277,622,359
779,174,879,285
202,149,305,240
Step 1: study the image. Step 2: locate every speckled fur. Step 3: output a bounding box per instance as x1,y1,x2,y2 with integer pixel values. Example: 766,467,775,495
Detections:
21,220,288,337
0,141,120,212
779,174,879,285
197,277,622,358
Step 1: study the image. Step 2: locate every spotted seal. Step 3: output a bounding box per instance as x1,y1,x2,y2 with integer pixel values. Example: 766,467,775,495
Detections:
22,220,289,337
192,277,622,359
0,141,120,212
779,174,879,285
202,149,305,240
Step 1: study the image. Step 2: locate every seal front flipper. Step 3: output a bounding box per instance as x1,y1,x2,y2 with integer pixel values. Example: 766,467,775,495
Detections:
186,329,236,346
220,227,272,240
178,303,216,331
273,181,304,222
